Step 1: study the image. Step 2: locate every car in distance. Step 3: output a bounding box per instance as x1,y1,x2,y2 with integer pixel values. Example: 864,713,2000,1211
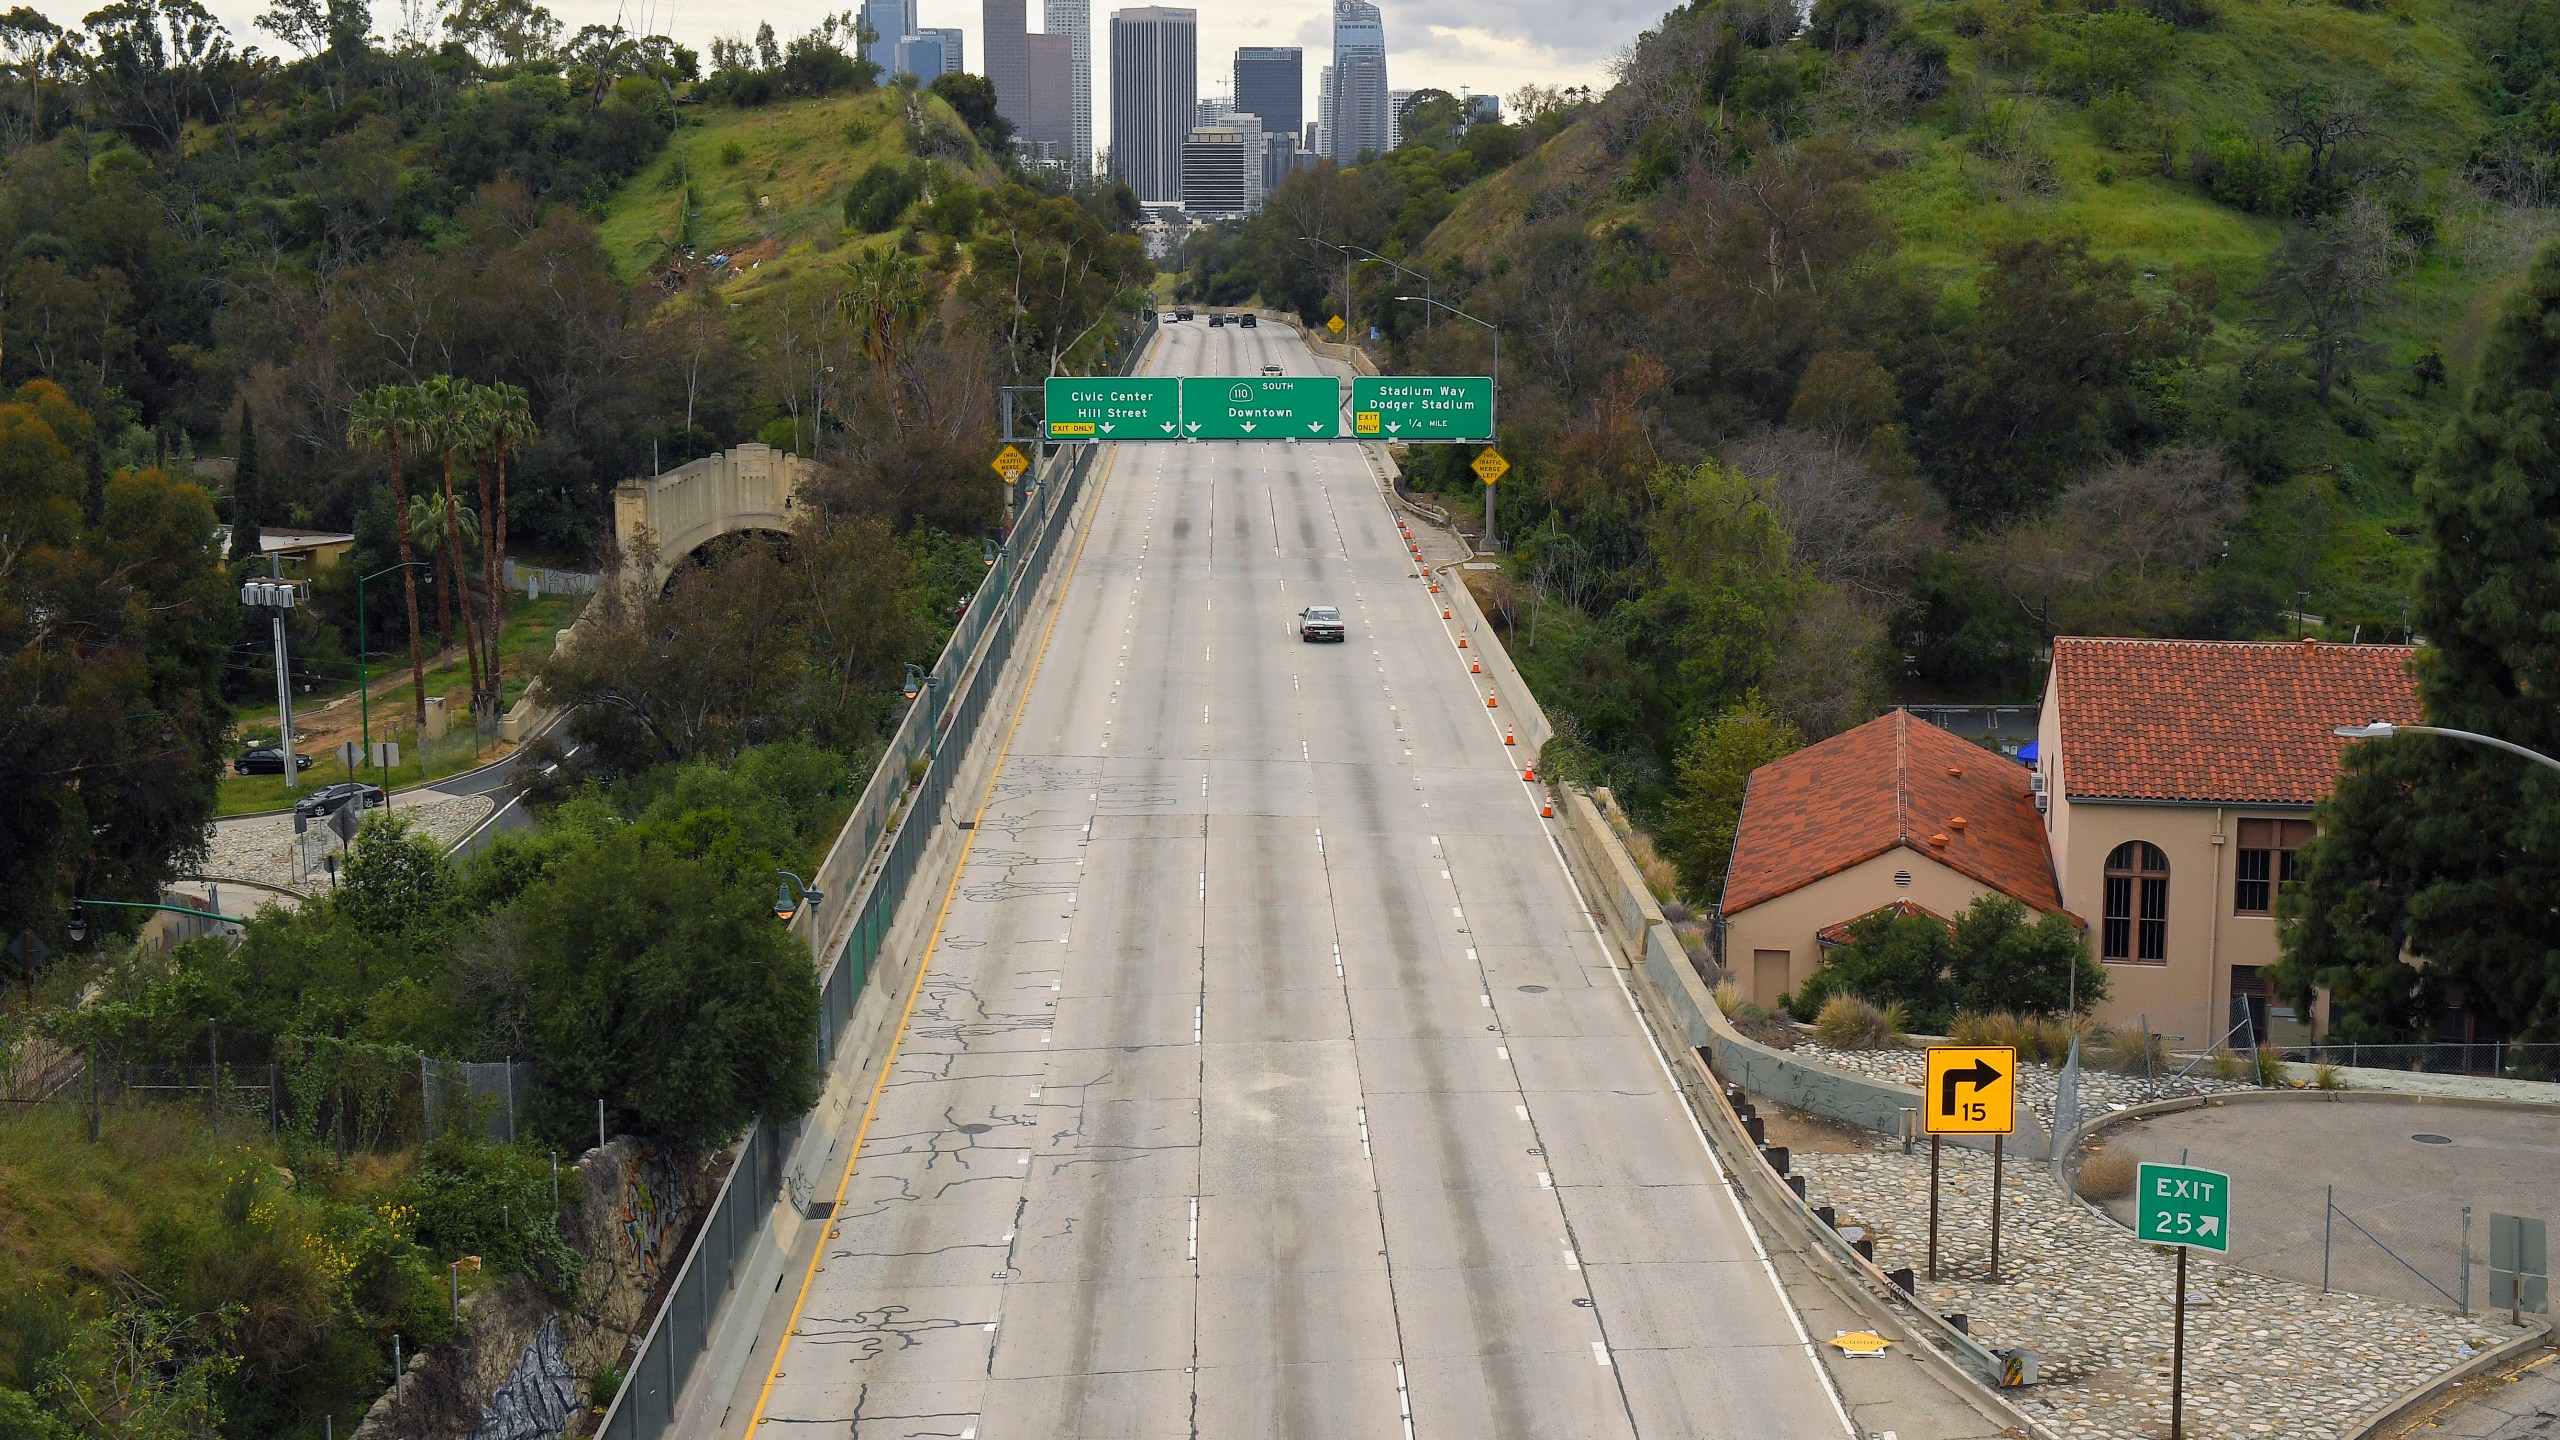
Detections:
1174,308,1195,321
234,745,313,775
293,782,387,820
1238,313,1258,328
1298,605,1345,642
1261,363,1284,376
1208,313,1226,327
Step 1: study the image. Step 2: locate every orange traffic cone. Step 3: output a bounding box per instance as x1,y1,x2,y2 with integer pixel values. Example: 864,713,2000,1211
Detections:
1523,766,1536,781
1430,584,1440,593
1457,637,1468,648
1471,661,1481,673
1541,799,1554,818
1486,696,1498,708
1504,731,1515,746
1442,609,1452,619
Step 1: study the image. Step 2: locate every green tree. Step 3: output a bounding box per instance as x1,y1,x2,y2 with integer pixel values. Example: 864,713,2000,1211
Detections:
1918,236,2204,523
1791,907,1957,1030
1948,895,2104,1016
224,403,261,564
510,820,821,1155
1656,700,1803,904
0,381,228,953
1643,459,1806,719
2277,241,2560,1044
333,815,459,939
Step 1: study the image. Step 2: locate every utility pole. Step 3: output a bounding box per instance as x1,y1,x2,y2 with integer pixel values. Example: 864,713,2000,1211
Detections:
241,579,304,791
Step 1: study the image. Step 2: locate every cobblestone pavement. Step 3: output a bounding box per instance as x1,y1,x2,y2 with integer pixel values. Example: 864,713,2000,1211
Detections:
1796,1039,2259,1128
1795,1138,2530,1440
197,793,493,891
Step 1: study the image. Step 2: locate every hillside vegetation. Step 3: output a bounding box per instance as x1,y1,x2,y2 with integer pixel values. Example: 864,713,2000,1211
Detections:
1184,0,2559,914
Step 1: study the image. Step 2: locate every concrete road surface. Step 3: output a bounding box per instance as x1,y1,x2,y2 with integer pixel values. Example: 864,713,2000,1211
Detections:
733,319,1851,1439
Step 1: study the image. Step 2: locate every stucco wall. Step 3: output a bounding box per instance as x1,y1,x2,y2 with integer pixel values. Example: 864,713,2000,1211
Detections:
1725,845,2015,1009
2053,798,2303,1050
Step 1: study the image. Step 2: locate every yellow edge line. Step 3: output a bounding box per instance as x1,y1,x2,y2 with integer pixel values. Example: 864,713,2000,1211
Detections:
742,441,1123,1431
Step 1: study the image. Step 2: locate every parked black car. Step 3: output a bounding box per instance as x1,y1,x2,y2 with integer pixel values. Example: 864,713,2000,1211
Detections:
234,746,314,775
293,782,387,820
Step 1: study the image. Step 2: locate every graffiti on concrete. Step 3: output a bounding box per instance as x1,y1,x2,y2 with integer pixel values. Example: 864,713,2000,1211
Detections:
621,1146,684,1275
467,1314,577,1440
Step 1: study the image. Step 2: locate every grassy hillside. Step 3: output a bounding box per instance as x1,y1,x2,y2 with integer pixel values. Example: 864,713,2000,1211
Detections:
598,86,1004,295
1412,0,2555,641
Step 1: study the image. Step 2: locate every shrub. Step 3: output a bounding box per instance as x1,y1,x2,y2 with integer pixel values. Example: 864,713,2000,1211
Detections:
842,159,926,232
2253,1048,2288,1087
718,139,746,166
2086,1024,2167,1077
2076,1148,2139,1199
1815,995,1907,1050
2315,1062,2345,1090
2209,1050,2246,1081
1713,980,1744,1015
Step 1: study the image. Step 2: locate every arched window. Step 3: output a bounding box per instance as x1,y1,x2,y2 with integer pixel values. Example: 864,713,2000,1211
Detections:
2103,841,2170,962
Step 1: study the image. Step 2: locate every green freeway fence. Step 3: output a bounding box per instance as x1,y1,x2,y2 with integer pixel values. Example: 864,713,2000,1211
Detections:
593,315,1155,1440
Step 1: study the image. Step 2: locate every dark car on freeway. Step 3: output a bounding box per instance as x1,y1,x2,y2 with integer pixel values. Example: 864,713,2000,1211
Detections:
293,782,387,820
1174,308,1194,321
1208,313,1226,327
1238,313,1258,328
234,745,314,775
1298,605,1345,642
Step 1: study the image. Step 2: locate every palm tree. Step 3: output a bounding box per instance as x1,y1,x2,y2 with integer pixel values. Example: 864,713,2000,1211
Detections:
347,385,431,726
417,375,488,716
479,382,538,708
405,492,480,678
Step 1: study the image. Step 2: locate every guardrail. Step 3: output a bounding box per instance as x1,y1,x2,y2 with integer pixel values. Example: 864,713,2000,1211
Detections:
590,315,1156,1440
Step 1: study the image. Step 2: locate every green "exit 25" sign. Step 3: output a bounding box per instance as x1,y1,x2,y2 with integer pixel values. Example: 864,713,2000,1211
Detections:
2135,1162,2231,1252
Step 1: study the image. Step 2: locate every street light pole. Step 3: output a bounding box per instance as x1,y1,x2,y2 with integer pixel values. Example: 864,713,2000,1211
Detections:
241,580,303,792
1346,246,1429,329
2333,720,2560,775
1393,294,1503,549
1299,237,1357,343
357,561,431,775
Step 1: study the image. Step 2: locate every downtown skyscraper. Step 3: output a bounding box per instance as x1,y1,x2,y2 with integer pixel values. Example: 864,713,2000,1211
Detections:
1109,6,1196,202
1327,0,1389,164
985,0,1029,133
1046,0,1095,173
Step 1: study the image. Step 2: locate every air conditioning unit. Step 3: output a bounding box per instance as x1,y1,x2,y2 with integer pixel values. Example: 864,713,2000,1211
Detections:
2029,771,2046,795
2033,792,2049,814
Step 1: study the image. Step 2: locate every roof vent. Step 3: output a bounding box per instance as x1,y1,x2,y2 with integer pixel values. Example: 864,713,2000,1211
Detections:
1928,833,1950,847
2301,637,2320,648
1893,869,1913,887
1948,816,1968,831
1946,765,1963,776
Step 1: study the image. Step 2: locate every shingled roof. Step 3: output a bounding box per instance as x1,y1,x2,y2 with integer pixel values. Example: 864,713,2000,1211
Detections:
2049,637,2421,805
1722,711,2064,917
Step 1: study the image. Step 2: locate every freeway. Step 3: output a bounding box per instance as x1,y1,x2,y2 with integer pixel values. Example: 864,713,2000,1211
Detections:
733,318,1850,1438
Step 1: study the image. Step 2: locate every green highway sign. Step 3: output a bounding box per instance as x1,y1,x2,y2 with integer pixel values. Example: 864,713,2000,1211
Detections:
2135,1162,2231,1252
1180,376,1340,439
1352,376,1495,440
1044,376,1180,440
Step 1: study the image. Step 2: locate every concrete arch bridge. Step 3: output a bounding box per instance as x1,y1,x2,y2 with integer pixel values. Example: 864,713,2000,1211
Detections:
613,444,815,589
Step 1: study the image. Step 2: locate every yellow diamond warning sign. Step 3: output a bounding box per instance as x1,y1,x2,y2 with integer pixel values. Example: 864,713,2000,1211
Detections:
991,445,1029,483
1326,314,1346,335
1923,1046,2016,1135
1470,448,1510,485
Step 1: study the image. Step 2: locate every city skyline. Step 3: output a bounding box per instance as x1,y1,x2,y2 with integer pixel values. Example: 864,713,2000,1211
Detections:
188,0,1626,167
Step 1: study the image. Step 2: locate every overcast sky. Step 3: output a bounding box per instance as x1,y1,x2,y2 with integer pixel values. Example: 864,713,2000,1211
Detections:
197,0,1651,155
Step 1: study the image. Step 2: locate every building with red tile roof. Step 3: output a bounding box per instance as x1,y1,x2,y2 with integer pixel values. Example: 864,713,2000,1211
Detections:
1720,710,2066,1009
2034,637,2420,1050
